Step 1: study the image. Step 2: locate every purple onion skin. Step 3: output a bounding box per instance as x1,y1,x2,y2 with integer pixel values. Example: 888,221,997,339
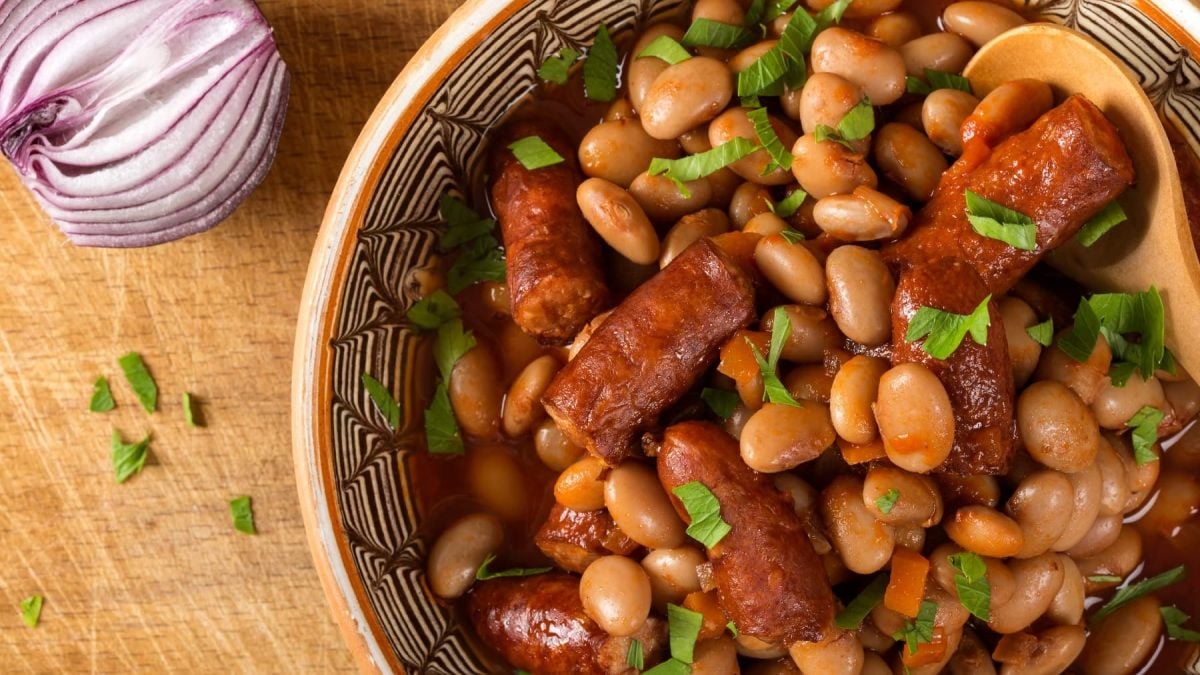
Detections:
0,0,291,247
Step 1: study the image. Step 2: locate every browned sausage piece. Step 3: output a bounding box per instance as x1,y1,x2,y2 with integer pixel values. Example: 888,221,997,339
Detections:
467,574,666,675
535,503,641,574
883,95,1135,296
543,239,757,465
657,421,835,645
490,120,611,344
892,257,1016,475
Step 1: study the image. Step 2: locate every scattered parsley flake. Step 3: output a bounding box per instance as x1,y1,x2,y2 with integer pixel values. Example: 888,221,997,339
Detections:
649,138,759,197
1026,318,1054,347
906,68,973,95
747,107,793,172
230,495,255,534
438,194,496,251
475,553,552,580
672,481,733,548
949,551,991,621
1127,406,1164,465
111,430,150,484
835,574,888,629
701,387,739,420
747,307,801,406
666,603,704,663
638,35,692,65
19,595,42,628
538,47,581,84
813,97,874,149
681,18,754,50
1091,565,1185,623
965,190,1037,251
905,295,992,360
433,319,476,381
117,352,157,413
1078,201,1128,247
508,136,565,171
773,189,808,218
361,373,401,431
406,289,462,331
894,600,938,655
875,488,900,515
1162,606,1200,642
1088,575,1123,583
425,383,465,455
583,24,619,102
182,392,201,428
89,376,115,413
627,638,645,670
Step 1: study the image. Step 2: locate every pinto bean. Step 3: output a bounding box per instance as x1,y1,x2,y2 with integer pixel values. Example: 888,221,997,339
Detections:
994,624,1086,675
930,543,1015,614
427,512,504,599
807,0,902,19
948,629,998,675
900,32,974,77
998,297,1042,387
449,341,504,438
813,186,912,242
502,354,560,437
640,57,734,140
709,107,797,185
1078,596,1163,675
741,401,837,473
798,72,865,136
811,28,907,105
762,304,843,363
1164,377,1200,423
534,418,585,471
1005,470,1073,559
922,88,979,156
628,171,713,224
693,0,744,24
872,122,948,202
1046,555,1084,626
960,79,1054,148
729,182,775,227
660,209,732,268
579,555,653,637
866,12,921,47
579,119,680,187
604,462,687,549
1017,380,1100,473
1035,335,1112,404
830,355,888,444
642,546,706,609
1052,462,1102,551
875,363,956,473
788,628,864,675
1091,376,1165,430
577,178,660,264
693,637,740,674
629,24,687,113
554,455,608,512
1137,470,1200,539
987,552,1065,634
756,234,827,305
469,445,529,521
944,505,1025,558
821,474,896,573
1066,513,1122,559
943,1,1028,48
862,465,942,526
937,473,1001,510
825,245,895,346
744,212,789,237
1075,525,1142,590
791,133,878,199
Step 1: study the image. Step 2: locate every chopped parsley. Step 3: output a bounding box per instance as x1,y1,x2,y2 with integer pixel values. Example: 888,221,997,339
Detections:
906,295,992,360
1077,201,1127,247
1091,565,1185,624
111,430,150,484
538,47,581,84
894,600,938,655
835,574,888,629
583,24,618,102
90,376,115,413
230,495,255,534
19,595,42,628
508,136,565,170
361,373,401,431
701,387,739,420
475,553,552,580
1127,406,1164,465
814,97,874,149
672,481,733,549
948,551,991,621
117,352,157,413
964,190,1037,251
747,307,801,406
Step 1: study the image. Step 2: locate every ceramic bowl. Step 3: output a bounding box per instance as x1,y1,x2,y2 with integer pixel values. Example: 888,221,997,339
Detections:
293,1,1200,671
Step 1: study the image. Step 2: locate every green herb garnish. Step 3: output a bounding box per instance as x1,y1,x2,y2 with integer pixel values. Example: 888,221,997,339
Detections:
681,18,754,50
362,373,402,431
672,481,733,548
111,430,150,484
627,638,646,670
406,289,462,331
894,600,938,655
701,387,739,420
1088,575,1123,583
433,318,476,380
1026,318,1054,347
1077,201,1127,247
583,24,618,102
905,295,992,360
747,107,793,172
835,574,888,629
1127,406,1163,465
19,595,42,628
90,376,115,413
949,551,991,621
965,190,1037,251
230,495,255,534
1091,565,1185,623
182,392,200,428
424,383,464,455
475,553,552,580
649,138,759,197
438,194,496,251
117,352,157,413
508,135,565,170
814,97,874,149
737,47,788,97
639,35,692,65
667,603,704,663
538,47,581,84
747,307,801,406
906,68,973,95
875,488,900,515
446,234,506,294
773,189,807,218
1162,606,1200,642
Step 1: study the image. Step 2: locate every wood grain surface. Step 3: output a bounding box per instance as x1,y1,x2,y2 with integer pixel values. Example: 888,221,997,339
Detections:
0,0,459,671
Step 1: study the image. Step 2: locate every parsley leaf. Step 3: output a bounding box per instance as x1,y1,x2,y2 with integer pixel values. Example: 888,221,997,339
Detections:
639,35,692,65
1088,575,1123,583
667,603,704,663
438,194,496,251
745,0,767,24
906,68,973,95
748,107,793,172
1057,298,1102,362
1026,318,1054,347
361,373,402,431
538,47,581,84
90,376,115,413
948,551,991,621
814,97,874,149
1078,201,1127,247
773,189,808,218
230,495,255,534
182,392,201,428
643,659,690,675
446,234,506,294
1162,606,1200,642
1091,565,1185,623
406,289,462,330
19,595,42,628
672,481,733,548
424,383,465,454
764,0,800,22
738,46,788,97
894,600,938,655
111,430,150,484
875,488,900,515
835,574,888,629
748,307,801,406
681,18,754,50
779,228,806,244
815,0,855,25
433,318,476,380
701,387,739,420
1127,406,1163,465
475,553,552,580
583,24,618,102
726,620,739,638
649,138,759,197
117,352,157,413
627,638,645,670
1085,288,1166,380
965,190,1037,251
905,295,992,360
508,136,565,170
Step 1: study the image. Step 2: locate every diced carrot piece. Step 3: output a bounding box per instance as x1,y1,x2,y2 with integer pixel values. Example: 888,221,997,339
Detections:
884,549,930,618
718,330,768,408
682,590,727,641
901,627,948,667
710,231,762,281
838,436,887,465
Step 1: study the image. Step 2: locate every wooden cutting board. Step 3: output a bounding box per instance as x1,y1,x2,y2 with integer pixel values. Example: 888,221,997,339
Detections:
0,0,458,670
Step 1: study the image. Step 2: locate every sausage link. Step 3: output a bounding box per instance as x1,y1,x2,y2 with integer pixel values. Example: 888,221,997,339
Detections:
657,421,836,645
535,503,641,573
491,120,612,344
467,574,666,674
543,239,756,464
891,257,1016,474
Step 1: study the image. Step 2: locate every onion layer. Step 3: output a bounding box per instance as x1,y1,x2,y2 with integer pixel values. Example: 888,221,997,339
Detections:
0,0,290,247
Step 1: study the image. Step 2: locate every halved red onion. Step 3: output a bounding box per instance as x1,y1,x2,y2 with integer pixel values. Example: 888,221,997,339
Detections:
0,0,289,247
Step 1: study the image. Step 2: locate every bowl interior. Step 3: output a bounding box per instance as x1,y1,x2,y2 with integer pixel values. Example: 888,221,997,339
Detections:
296,0,1200,672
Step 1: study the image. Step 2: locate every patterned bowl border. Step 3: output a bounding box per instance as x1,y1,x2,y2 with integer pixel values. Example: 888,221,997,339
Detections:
293,1,1200,672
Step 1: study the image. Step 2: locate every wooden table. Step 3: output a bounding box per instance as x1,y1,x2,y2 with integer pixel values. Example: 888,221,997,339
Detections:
0,0,458,670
